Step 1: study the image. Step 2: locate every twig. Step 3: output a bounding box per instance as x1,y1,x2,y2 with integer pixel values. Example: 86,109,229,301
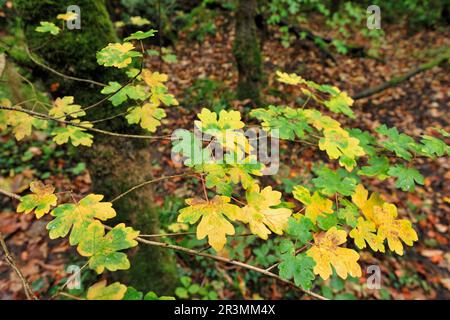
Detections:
110,173,193,203
0,232,38,300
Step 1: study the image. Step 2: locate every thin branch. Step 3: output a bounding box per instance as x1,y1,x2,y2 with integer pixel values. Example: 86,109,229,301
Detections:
110,173,193,203
0,232,38,300
25,45,107,87
0,188,21,200
0,105,171,141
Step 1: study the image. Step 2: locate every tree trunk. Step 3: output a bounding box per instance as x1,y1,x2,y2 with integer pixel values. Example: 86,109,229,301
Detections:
233,0,262,105
14,0,178,294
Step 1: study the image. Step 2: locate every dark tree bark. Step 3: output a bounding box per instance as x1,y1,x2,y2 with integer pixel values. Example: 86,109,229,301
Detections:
14,0,178,294
233,0,263,105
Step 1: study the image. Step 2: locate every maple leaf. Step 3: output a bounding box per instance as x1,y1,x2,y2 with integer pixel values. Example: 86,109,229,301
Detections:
279,250,316,290
77,221,139,273
351,184,384,222
87,280,127,300
142,69,168,88
349,217,385,252
51,121,94,147
312,166,358,196
47,194,116,245
150,86,179,106
286,216,314,245
387,164,424,192
241,185,292,239
306,227,362,280
17,181,57,219
276,70,306,85
348,128,378,157
96,42,142,68
373,204,418,255
376,125,419,161
124,29,157,41
7,110,36,141
177,196,245,251
336,199,359,228
171,131,211,167
303,109,341,132
130,16,151,26
126,103,166,133
419,135,449,157
56,12,78,21
195,108,251,158
358,156,390,180
324,90,355,118
319,128,365,171
250,106,312,140
101,82,149,106
49,96,85,120
292,186,333,224
35,21,60,35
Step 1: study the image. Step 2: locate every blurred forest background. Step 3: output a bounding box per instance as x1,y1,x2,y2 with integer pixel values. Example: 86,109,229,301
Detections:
0,0,449,300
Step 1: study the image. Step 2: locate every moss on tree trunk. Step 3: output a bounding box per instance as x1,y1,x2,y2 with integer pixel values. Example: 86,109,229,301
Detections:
15,0,178,294
232,0,262,105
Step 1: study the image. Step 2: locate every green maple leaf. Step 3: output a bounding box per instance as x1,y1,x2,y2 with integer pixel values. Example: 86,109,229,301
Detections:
77,221,139,273
317,212,339,231
358,156,390,180
312,166,358,196
250,106,312,140
278,249,316,290
101,82,149,106
348,128,378,157
286,217,314,245
419,135,449,158
35,21,60,35
46,194,116,245
171,131,211,166
51,121,93,147
124,29,158,41
337,199,359,228
387,164,424,192
376,125,419,161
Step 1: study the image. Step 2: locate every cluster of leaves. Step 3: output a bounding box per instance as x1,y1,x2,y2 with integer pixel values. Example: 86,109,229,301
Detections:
16,180,143,299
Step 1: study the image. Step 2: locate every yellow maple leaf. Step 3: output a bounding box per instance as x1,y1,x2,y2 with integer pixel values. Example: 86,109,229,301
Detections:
142,69,168,88
276,70,306,85
292,186,333,224
351,184,384,222
177,196,245,251
57,12,78,21
49,96,85,120
17,181,58,218
373,203,418,255
307,227,362,280
349,217,385,252
241,185,292,239
86,280,127,300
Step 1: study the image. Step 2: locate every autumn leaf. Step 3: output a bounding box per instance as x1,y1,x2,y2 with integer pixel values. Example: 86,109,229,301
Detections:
177,196,245,251
373,203,418,255
96,42,142,68
376,125,419,161
349,217,385,252
351,184,384,222
387,164,424,192
49,96,85,120
276,70,306,85
292,186,333,224
142,69,168,88
278,245,316,290
312,166,357,196
150,86,179,106
17,181,58,219
51,121,93,147
241,185,292,239
47,194,116,245
306,227,362,280
87,281,127,300
126,103,166,133
77,221,139,273
324,90,355,118
56,12,78,21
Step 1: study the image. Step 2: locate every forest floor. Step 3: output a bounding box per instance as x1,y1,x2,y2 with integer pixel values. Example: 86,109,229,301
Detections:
0,14,449,300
